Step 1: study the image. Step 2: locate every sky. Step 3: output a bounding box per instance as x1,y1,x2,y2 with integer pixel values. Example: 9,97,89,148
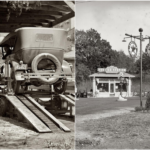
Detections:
76,1,150,56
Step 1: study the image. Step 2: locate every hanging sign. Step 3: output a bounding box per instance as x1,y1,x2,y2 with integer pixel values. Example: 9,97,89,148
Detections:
145,43,150,55
98,66,126,74
128,41,138,58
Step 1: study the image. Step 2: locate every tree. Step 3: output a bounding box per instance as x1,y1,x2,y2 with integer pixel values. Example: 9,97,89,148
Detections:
76,29,113,74
135,52,150,77
76,28,136,87
76,63,90,85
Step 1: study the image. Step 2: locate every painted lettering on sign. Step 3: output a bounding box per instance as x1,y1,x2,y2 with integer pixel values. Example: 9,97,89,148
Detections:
98,68,105,72
106,66,119,73
97,66,126,74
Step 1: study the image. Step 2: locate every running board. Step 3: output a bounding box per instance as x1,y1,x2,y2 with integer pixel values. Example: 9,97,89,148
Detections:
59,94,75,106
4,95,51,133
24,94,70,132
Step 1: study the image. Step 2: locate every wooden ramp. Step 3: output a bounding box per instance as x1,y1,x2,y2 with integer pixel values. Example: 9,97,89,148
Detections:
24,94,70,132
5,95,51,133
59,94,75,106
66,94,75,101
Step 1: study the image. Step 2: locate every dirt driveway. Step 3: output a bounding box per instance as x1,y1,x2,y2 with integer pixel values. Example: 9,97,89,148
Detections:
0,115,74,149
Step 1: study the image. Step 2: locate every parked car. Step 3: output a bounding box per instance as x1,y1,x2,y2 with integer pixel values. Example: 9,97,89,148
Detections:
0,27,73,94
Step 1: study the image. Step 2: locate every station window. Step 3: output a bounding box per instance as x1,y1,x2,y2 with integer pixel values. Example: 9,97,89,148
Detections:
97,83,109,92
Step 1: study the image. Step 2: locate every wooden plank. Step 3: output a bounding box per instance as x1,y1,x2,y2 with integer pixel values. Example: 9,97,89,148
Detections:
0,19,50,24
59,94,75,106
0,1,67,7
5,95,51,133
17,96,60,132
0,10,64,17
0,3,71,12
64,1,75,12
0,14,56,20
30,1,67,5
52,12,74,27
49,5,71,12
66,95,75,101
24,94,70,132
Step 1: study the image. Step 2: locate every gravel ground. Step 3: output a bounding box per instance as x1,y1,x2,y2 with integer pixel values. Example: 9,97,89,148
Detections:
0,116,74,149
76,110,150,149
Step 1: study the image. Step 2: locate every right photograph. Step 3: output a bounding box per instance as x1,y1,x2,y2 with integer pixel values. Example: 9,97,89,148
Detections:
76,1,150,149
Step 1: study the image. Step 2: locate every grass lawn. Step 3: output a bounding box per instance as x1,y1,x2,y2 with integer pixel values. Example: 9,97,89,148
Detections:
76,111,150,149
76,97,146,115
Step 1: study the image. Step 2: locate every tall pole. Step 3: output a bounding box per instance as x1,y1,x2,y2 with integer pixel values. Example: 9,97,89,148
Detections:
124,28,150,107
139,28,143,107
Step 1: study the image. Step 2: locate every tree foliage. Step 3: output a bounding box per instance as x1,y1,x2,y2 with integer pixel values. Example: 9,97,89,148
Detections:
76,28,135,86
76,29,112,74
135,52,150,75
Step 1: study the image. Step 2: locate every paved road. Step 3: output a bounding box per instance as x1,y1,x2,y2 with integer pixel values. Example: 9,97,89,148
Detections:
76,97,146,115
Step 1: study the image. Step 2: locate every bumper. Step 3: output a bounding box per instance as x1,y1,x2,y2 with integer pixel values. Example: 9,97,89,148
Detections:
20,72,74,80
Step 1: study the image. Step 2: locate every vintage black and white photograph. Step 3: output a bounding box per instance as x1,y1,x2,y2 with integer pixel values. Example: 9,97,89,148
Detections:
76,1,150,149
0,1,75,149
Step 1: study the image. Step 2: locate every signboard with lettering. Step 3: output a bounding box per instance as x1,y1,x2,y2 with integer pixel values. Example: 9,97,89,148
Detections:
97,66,126,74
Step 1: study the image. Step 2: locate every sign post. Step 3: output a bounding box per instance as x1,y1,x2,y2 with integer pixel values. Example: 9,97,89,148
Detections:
139,29,143,107
122,28,150,107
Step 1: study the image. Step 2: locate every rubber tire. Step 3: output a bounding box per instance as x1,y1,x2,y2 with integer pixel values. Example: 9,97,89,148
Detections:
54,80,67,94
31,53,62,84
0,97,8,116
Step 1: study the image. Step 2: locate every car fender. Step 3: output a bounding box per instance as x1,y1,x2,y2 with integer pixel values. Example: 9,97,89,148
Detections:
62,60,72,75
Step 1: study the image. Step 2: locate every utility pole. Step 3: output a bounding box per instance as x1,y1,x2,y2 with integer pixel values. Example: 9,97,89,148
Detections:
123,28,147,107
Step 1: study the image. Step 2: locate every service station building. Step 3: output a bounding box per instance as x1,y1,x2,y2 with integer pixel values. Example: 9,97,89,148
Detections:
89,66,135,97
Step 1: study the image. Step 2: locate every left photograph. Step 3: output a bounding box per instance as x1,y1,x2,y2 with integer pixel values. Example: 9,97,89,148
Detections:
0,1,75,149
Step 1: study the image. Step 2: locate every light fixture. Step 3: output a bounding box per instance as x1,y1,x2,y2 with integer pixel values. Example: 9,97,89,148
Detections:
122,38,126,42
